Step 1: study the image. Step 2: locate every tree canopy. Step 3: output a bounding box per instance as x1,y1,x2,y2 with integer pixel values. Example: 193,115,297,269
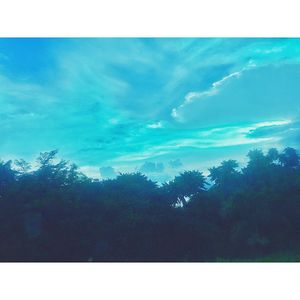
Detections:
0,147,300,261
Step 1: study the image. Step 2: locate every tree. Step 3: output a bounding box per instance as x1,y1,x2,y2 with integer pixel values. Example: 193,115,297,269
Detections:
0,160,16,192
209,160,240,194
1,147,300,262
14,159,31,175
37,150,59,167
163,171,206,206
101,172,159,205
279,147,299,168
247,149,268,167
35,150,75,187
110,172,157,194
267,148,279,163
242,149,276,188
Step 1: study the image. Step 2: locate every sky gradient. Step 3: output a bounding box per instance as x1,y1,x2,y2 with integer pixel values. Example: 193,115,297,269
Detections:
1,38,300,181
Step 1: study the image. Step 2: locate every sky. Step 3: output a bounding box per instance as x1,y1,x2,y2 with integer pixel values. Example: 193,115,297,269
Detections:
1,38,300,181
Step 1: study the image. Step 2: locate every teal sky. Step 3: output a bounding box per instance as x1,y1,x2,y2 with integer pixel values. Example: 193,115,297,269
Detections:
1,38,300,180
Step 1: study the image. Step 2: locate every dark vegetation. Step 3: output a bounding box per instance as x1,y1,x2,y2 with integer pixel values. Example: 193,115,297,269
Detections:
1,147,300,261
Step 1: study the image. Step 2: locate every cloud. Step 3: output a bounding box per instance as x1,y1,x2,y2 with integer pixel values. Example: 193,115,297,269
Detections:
212,71,242,88
170,39,300,124
247,119,300,150
171,66,251,122
80,166,101,179
169,159,183,169
147,122,163,129
139,162,165,173
247,120,292,138
2,38,300,175
171,64,300,128
99,166,117,178
112,120,285,164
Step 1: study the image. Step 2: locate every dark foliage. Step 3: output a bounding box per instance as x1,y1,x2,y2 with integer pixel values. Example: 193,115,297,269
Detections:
0,148,300,261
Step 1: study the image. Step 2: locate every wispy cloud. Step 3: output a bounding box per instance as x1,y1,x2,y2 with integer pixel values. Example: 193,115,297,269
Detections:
1,38,300,175
171,61,257,122
147,121,163,129
112,120,287,163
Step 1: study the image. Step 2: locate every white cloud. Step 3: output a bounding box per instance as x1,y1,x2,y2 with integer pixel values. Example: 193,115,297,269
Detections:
112,120,287,163
79,166,101,179
171,60,257,122
212,71,242,88
147,121,163,129
171,108,179,119
171,70,243,121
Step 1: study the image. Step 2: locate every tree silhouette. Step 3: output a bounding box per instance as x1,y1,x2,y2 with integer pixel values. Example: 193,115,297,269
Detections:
163,170,206,206
267,148,279,163
0,147,300,261
209,160,240,194
0,160,16,192
279,147,300,168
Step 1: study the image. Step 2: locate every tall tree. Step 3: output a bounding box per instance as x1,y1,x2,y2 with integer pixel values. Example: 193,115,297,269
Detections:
163,170,206,206
279,147,300,168
209,159,240,194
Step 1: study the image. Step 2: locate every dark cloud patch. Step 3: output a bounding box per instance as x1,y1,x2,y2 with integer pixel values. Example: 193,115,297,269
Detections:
247,123,293,139
247,120,300,149
139,162,164,173
169,159,183,168
100,166,117,178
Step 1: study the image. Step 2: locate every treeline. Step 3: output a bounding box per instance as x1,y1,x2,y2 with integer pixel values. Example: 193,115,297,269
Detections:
0,147,300,261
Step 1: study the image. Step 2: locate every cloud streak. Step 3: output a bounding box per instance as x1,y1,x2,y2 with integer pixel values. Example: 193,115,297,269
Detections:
1,38,300,180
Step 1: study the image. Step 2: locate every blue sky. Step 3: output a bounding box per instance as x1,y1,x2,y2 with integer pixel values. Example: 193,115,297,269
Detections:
1,38,300,180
